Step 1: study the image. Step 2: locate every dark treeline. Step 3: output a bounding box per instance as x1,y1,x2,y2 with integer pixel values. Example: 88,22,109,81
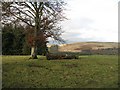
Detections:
2,24,48,55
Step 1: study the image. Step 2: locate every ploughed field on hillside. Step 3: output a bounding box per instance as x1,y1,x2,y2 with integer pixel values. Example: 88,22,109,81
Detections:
2,55,118,88
58,42,118,55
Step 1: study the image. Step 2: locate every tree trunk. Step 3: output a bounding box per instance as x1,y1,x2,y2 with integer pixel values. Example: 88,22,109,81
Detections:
30,46,38,59
30,14,38,59
30,3,41,59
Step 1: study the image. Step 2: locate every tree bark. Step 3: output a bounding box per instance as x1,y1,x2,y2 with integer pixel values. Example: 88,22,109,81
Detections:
30,5,40,59
31,46,38,59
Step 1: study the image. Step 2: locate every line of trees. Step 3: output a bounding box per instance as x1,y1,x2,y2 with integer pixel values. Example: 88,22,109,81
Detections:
2,23,49,55
2,24,26,55
2,1,66,58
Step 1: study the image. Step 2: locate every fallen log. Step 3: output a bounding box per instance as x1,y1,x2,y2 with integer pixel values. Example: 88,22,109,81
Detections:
46,53,78,60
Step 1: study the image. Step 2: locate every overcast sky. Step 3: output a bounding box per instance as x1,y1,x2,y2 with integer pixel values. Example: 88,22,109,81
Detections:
58,0,119,44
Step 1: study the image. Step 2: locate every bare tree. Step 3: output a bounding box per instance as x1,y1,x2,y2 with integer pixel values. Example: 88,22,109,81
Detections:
2,1,66,59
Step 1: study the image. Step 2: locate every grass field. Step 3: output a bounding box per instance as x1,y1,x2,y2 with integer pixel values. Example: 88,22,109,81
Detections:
2,55,118,88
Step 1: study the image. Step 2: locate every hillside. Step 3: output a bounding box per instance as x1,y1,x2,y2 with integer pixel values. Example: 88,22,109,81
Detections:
58,42,118,52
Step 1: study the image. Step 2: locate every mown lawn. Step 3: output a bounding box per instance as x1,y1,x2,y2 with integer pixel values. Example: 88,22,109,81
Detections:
2,55,118,88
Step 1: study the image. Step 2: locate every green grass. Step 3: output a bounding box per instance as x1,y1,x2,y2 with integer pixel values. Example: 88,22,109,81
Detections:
2,55,118,88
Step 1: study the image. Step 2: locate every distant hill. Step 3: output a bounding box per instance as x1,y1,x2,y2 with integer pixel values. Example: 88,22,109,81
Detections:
58,42,118,52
